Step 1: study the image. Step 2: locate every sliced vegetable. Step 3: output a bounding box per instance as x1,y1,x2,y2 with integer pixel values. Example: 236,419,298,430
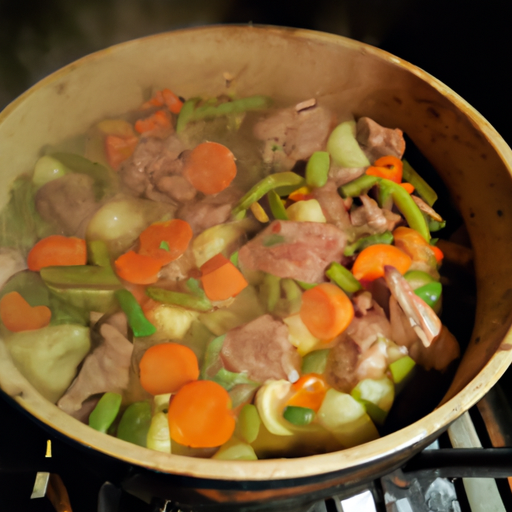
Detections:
200,253,248,302
88,392,122,434
326,120,371,168
105,135,139,170
255,380,294,436
351,244,411,282
135,110,171,134
234,403,261,444
176,97,199,132
400,182,415,194
283,313,321,356
27,235,87,271
389,355,416,383
184,142,237,195
287,373,329,412
283,406,315,426
250,201,269,223
338,175,379,198
115,289,156,337
139,342,199,395
414,282,442,308
114,251,162,285
351,377,395,425
404,269,436,289
117,401,152,447
402,160,438,206
301,349,330,375
366,155,403,183
0,291,51,332
343,231,394,257
325,262,362,293
212,437,258,460
146,411,172,453
305,151,330,188
147,286,213,312
268,189,288,220
300,283,354,340
286,199,326,223
161,88,183,113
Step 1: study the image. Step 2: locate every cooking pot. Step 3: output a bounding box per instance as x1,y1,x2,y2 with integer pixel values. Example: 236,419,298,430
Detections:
1,24,512,511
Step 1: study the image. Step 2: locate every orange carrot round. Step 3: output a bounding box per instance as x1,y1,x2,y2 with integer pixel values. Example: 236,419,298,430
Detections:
168,380,235,448
287,373,329,412
183,142,237,195
352,244,412,282
139,342,199,395
134,110,171,134
299,283,354,340
105,135,139,170
366,155,403,183
392,226,438,267
27,235,87,271
0,291,51,332
138,219,193,265
114,250,162,285
200,253,248,302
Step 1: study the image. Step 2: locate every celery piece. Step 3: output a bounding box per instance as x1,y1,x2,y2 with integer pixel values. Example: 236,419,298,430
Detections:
351,377,395,424
404,270,436,290
301,349,330,375
267,189,288,220
402,160,438,206
260,273,281,313
305,151,330,188
89,392,122,434
235,404,261,444
117,402,152,447
115,289,156,337
213,367,259,391
283,406,315,426
326,262,362,294
389,356,416,384
327,121,370,168
176,98,199,133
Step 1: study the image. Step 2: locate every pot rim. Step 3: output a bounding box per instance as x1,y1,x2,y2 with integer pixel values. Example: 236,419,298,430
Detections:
2,24,512,482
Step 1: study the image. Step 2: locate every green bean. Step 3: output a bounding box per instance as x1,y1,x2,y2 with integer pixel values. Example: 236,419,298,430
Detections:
267,189,288,220
302,349,330,374
176,98,199,133
146,287,212,312
283,406,315,426
428,218,446,232
305,151,330,188
190,95,272,121
115,289,156,337
344,231,394,257
325,262,362,293
88,392,122,433
402,160,438,206
260,273,281,312
232,172,304,215
338,175,379,198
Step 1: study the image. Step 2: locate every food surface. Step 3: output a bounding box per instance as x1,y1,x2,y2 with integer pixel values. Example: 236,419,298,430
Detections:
0,86,461,460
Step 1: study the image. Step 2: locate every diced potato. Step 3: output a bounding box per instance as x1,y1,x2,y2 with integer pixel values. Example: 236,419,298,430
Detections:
212,437,257,460
146,411,171,453
146,304,198,340
286,199,326,223
284,314,321,356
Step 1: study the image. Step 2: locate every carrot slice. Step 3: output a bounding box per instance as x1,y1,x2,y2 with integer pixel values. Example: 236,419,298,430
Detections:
183,142,237,195
139,342,199,395
200,254,248,302
299,283,354,340
392,226,437,267
105,135,139,170
114,251,162,285
399,182,415,194
134,110,172,134
0,291,51,332
366,155,403,183
162,88,183,114
431,245,444,264
27,235,87,271
168,380,235,448
138,219,193,265
351,244,412,282
287,373,329,412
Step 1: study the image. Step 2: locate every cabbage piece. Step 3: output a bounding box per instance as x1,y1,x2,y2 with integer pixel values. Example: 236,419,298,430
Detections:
4,324,91,403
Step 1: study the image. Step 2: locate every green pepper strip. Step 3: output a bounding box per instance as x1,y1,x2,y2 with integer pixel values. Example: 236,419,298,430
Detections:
88,392,122,433
115,289,156,337
267,189,288,220
402,159,438,206
146,286,212,312
283,406,315,426
379,178,431,242
305,151,330,188
344,231,394,257
189,95,273,121
325,262,362,293
176,98,199,133
232,172,304,216
414,282,442,308
338,175,379,198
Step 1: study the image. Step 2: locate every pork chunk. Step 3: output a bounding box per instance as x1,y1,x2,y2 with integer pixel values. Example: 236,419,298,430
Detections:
220,314,300,382
356,117,406,163
238,220,347,283
325,336,361,393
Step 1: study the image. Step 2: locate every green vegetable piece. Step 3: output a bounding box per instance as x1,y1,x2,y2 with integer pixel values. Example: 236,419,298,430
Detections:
213,367,259,391
176,98,199,133
402,160,438,206
89,392,122,433
414,282,442,308
389,355,416,383
338,175,379,198
404,270,436,290
344,231,394,257
235,404,261,444
428,219,446,232
296,280,317,290
32,155,69,189
201,334,226,379
283,406,316,426
301,349,330,374
305,151,330,188
267,189,288,220
0,270,50,306
230,250,239,267
277,278,302,316
185,277,205,297
115,289,156,337
232,172,304,215
351,377,395,425
117,401,152,447
212,437,258,460
325,262,362,293
146,287,212,312
146,411,171,453
326,121,371,168
260,273,281,312
190,95,272,121
159,240,170,251
358,400,388,426
87,240,111,267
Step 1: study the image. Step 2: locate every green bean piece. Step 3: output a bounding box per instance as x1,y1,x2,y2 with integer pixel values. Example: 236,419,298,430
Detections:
344,231,394,257
232,172,304,215
302,349,330,374
176,98,199,133
283,406,315,426
402,160,438,206
325,262,362,293
379,178,430,242
338,175,379,198
234,404,261,444
414,282,442,308
358,399,388,426
229,250,239,267
189,95,273,121
201,334,226,379
89,392,122,433
296,280,317,290
267,189,288,220
115,289,156,337
260,273,281,312
213,368,259,391
404,270,436,289
117,401,152,447
146,287,212,312
389,356,416,384
305,151,330,188
87,240,111,267
428,219,446,232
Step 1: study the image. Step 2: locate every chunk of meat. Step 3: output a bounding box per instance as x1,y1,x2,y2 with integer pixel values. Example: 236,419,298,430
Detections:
346,301,392,352
356,117,406,163
57,323,133,414
238,220,347,283
156,175,197,202
325,336,361,393
350,194,402,235
312,180,353,234
254,106,334,163
328,166,367,187
35,173,100,238
220,314,301,382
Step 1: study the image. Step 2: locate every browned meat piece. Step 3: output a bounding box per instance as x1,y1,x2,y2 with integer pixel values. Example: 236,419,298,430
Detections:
156,175,197,202
176,187,242,234
325,336,361,393
35,173,100,238
312,180,354,234
356,117,406,163
328,166,367,187
238,220,347,283
352,291,373,315
254,106,334,163
350,194,402,236
220,314,301,382
346,302,392,352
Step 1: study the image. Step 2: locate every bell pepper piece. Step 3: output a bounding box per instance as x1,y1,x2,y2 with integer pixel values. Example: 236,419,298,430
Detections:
88,392,122,434
117,401,152,447
115,289,156,337
414,282,442,308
